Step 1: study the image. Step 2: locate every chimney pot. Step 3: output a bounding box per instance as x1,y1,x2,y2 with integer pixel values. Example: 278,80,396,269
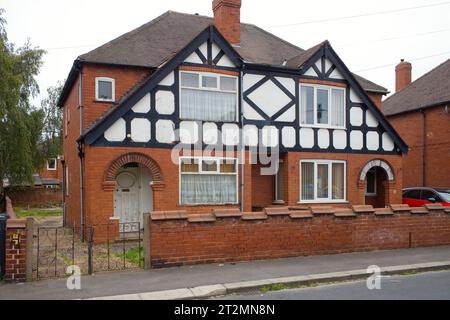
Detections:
395,59,412,92
212,0,242,45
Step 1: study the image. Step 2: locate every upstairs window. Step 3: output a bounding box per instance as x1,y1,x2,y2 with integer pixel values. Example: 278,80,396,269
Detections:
300,85,345,128
180,71,238,122
95,77,115,102
47,158,57,170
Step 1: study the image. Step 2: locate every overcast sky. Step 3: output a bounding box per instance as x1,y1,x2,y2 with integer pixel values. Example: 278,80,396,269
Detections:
2,0,450,107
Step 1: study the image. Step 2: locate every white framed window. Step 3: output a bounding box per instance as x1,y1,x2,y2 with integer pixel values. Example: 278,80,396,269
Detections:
274,160,284,202
179,156,238,205
300,159,346,203
179,71,238,122
300,84,345,128
47,158,57,170
95,77,115,102
365,168,377,196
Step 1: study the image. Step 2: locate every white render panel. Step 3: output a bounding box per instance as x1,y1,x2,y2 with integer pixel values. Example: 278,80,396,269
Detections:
155,91,175,115
366,110,379,127
104,118,126,142
350,107,363,126
315,59,322,71
155,120,175,144
304,67,318,77
247,80,291,117
329,68,344,79
199,42,208,59
275,77,295,94
350,88,362,103
244,74,265,91
333,130,347,149
262,126,279,147
184,51,203,64
131,93,151,113
318,129,330,149
203,122,218,145
299,128,314,148
243,125,258,147
274,105,296,122
211,42,221,60
244,101,265,120
159,71,174,86
216,54,235,67
366,131,379,151
382,132,395,151
131,118,151,143
350,130,363,150
282,127,296,148
179,121,198,144
222,123,239,146
324,58,333,73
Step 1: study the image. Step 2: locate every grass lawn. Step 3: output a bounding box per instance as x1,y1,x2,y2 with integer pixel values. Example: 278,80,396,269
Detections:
14,207,62,219
114,245,144,267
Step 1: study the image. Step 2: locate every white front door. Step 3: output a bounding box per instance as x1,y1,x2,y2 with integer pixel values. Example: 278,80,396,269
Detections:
114,165,153,230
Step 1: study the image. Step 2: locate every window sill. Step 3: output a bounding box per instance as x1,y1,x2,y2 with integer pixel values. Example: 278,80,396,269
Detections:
94,99,115,104
178,203,239,207
365,194,377,197
300,124,346,130
297,200,349,204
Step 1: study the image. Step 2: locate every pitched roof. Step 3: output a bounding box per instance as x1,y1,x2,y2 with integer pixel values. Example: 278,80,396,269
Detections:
383,58,450,116
77,11,386,93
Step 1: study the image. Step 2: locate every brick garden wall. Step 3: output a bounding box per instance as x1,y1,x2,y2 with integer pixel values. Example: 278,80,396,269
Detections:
6,187,61,208
150,205,450,267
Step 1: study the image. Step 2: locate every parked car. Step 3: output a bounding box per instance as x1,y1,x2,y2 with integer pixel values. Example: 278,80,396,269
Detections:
402,187,450,207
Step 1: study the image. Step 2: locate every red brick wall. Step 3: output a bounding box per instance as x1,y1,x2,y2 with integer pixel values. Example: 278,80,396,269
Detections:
150,207,450,267
6,188,61,208
387,105,450,188
367,92,383,111
4,220,27,282
39,158,63,183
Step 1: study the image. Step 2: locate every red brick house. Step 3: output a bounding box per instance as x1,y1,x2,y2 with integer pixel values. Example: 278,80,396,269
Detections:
58,0,407,234
383,59,450,188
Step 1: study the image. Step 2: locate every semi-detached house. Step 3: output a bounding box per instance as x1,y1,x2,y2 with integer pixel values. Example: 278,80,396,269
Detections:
58,0,407,236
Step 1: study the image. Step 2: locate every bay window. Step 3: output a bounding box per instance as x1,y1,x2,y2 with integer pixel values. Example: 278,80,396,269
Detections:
180,157,238,204
300,160,346,202
180,71,238,122
300,85,345,128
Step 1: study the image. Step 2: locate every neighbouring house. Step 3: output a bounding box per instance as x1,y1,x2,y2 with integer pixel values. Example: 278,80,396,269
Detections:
4,157,63,208
58,0,407,236
383,59,450,188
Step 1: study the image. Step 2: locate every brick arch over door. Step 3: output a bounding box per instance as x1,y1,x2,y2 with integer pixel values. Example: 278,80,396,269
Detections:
359,159,394,182
104,152,163,184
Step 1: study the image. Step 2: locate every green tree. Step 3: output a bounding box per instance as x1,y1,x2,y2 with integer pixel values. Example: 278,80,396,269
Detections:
0,8,45,200
40,82,63,161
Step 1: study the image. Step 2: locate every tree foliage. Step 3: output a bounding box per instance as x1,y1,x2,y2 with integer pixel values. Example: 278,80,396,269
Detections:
0,8,45,198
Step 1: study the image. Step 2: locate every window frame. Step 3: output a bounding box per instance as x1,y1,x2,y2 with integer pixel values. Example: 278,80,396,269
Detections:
274,160,284,202
365,168,377,196
179,156,239,205
300,84,346,129
47,158,57,171
95,77,115,102
179,71,239,122
299,159,347,203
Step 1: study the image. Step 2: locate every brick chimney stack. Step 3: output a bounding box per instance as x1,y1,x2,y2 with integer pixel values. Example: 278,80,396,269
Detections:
212,0,242,45
395,59,412,92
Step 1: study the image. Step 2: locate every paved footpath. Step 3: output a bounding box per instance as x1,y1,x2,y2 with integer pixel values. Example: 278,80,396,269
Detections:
1,245,449,300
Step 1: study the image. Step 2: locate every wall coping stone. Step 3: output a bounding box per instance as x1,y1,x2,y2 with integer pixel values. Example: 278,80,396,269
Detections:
264,206,290,216
242,212,268,220
374,208,394,216
311,206,335,215
352,205,375,213
410,207,429,215
334,208,357,218
424,203,445,210
7,218,27,228
289,210,313,219
213,208,242,218
390,204,411,212
187,213,216,223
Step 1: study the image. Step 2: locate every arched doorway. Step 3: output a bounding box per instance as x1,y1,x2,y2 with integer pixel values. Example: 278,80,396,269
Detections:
104,153,163,228
359,160,395,208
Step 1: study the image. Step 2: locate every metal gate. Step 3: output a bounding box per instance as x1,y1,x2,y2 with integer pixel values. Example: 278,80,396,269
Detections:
34,222,143,280
0,216,6,279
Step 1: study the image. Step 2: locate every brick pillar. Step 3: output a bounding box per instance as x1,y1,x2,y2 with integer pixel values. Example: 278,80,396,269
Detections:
5,219,27,282
285,153,299,206
357,180,366,205
151,183,166,211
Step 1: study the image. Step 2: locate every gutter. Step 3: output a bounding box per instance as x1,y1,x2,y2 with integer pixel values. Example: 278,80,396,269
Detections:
78,69,86,241
239,70,245,212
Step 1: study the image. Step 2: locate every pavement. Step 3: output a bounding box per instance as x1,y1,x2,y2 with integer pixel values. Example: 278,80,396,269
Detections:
0,245,449,300
217,270,450,300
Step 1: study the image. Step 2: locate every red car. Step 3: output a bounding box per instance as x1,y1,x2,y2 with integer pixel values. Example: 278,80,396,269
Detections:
402,187,450,207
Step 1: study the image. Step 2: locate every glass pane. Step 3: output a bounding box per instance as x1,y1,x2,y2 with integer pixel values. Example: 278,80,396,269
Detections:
180,158,199,173
47,159,56,169
421,190,436,200
202,76,217,88
317,163,329,198
317,89,329,124
180,72,199,88
301,86,314,124
201,159,218,172
180,88,236,121
301,162,314,200
366,169,376,194
181,174,237,204
331,89,344,127
332,163,345,199
220,159,236,173
220,77,237,91
98,80,113,100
